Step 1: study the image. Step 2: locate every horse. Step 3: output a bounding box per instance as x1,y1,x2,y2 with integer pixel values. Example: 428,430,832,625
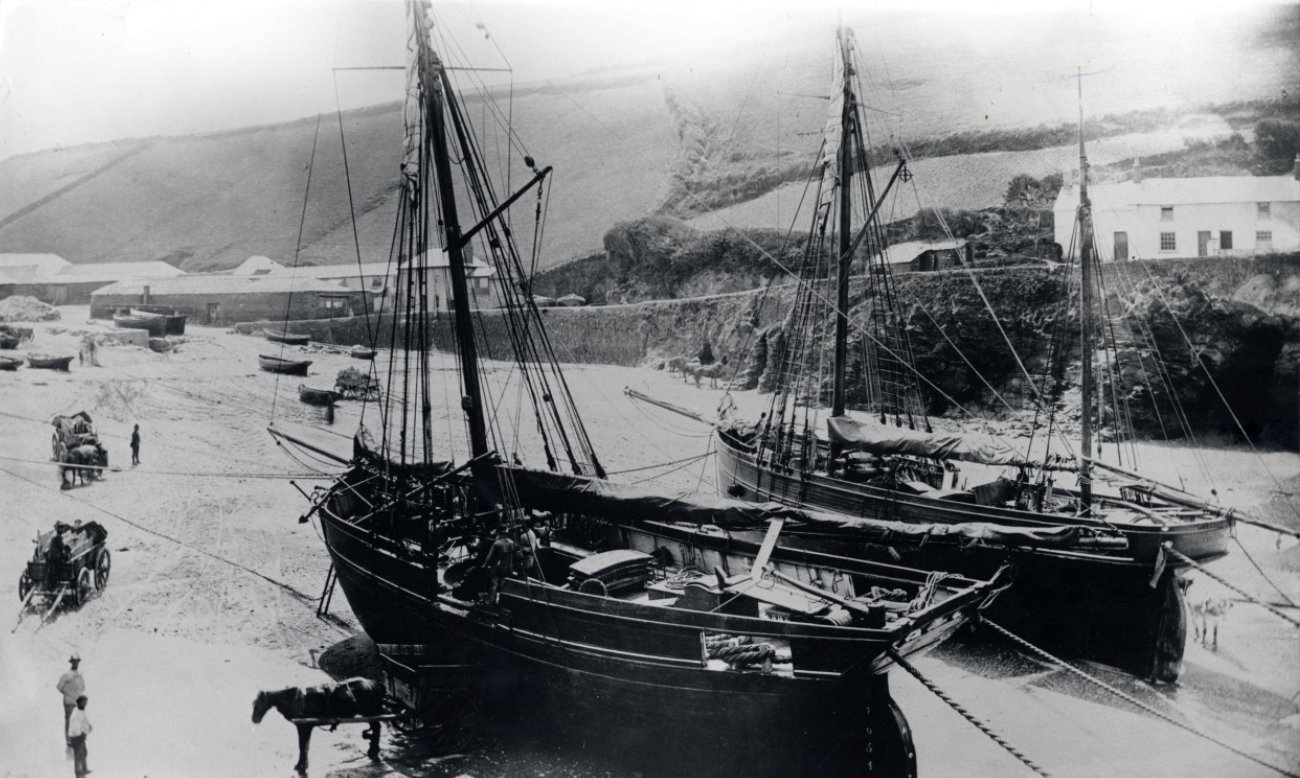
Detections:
690,362,723,388
1190,597,1232,650
60,444,106,488
252,677,385,773
665,355,694,379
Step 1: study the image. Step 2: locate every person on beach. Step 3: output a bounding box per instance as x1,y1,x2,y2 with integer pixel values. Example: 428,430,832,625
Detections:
67,695,92,776
483,530,515,605
56,655,84,745
130,425,140,466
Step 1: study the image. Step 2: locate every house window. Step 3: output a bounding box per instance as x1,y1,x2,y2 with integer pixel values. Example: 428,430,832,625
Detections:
1257,202,1271,219
371,277,383,288
1257,230,1273,249
1160,232,1176,251
1220,231,1233,250
319,296,348,311
1160,206,1174,221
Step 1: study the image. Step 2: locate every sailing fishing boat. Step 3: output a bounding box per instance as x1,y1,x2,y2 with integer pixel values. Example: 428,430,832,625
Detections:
271,4,1005,775
705,33,1232,683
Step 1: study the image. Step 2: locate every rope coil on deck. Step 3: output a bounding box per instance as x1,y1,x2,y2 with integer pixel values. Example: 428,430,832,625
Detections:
983,618,1300,778
886,648,1051,778
1162,544,1300,629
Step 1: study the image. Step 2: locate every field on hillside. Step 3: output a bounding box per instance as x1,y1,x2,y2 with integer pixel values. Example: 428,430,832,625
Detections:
0,5,1295,270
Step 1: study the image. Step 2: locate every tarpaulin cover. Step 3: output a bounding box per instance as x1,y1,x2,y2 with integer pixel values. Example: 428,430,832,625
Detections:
827,414,1030,467
501,466,1096,550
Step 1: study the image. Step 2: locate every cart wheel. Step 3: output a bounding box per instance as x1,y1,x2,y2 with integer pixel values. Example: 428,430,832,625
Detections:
75,568,94,606
18,571,33,603
95,549,111,590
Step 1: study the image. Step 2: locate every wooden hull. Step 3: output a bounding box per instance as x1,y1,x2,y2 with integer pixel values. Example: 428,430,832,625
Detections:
263,330,310,346
113,313,168,337
312,462,1009,775
350,347,376,360
0,334,18,349
715,437,1230,682
298,384,340,406
28,355,73,371
258,355,311,375
0,357,20,370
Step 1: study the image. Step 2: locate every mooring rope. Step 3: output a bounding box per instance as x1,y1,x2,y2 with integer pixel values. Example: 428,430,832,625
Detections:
886,648,1051,777
982,618,1300,778
1162,545,1300,629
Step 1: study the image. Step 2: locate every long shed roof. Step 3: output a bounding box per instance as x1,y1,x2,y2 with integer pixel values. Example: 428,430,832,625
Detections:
91,274,352,296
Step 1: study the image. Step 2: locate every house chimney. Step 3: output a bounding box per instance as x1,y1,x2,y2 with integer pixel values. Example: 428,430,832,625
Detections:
1130,157,1142,184
143,285,151,304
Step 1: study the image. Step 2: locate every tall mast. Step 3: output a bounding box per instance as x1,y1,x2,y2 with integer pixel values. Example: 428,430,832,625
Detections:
1076,69,1094,514
415,3,489,459
830,26,854,419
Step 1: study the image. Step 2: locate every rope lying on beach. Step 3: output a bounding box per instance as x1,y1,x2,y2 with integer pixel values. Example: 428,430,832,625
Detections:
886,648,1051,778
0,453,334,481
983,618,1300,778
0,464,353,636
1162,544,1300,630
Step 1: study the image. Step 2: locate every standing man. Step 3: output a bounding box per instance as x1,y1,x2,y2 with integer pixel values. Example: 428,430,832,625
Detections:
130,425,141,466
67,695,92,776
56,654,84,745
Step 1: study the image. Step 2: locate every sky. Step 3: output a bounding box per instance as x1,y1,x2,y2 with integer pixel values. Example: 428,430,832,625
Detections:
0,0,1294,162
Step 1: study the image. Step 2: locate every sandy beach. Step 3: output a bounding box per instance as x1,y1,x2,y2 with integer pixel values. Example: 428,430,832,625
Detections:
2,307,1298,778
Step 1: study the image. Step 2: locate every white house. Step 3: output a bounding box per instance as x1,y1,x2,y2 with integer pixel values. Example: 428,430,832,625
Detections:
1053,170,1300,261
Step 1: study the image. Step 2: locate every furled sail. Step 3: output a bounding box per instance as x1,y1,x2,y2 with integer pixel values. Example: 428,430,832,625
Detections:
827,414,1034,467
401,0,437,191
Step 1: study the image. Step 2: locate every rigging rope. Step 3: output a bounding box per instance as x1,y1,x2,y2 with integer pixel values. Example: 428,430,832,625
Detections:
886,648,1051,777
1162,545,1300,629
982,618,1300,778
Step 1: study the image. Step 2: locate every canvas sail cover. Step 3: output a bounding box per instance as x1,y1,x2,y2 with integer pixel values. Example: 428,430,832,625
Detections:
815,29,853,222
502,465,1097,550
827,414,1031,467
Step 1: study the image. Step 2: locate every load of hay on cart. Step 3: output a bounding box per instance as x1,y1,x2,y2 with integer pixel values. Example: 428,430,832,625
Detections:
16,521,110,627
334,367,381,401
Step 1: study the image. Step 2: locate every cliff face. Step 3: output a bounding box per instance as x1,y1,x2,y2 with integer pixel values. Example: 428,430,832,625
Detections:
246,254,1300,446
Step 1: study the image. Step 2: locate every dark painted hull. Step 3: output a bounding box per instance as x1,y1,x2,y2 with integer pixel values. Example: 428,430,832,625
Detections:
298,384,340,406
315,468,1003,775
715,438,1230,682
0,357,20,370
113,314,167,337
350,347,376,360
258,355,311,376
28,355,73,371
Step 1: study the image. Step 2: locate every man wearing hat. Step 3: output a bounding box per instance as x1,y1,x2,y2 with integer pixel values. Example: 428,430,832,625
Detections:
56,654,85,745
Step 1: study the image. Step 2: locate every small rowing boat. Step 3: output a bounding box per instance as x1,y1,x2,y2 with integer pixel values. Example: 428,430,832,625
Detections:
263,328,310,346
28,354,74,371
350,345,376,361
258,354,311,376
299,384,342,406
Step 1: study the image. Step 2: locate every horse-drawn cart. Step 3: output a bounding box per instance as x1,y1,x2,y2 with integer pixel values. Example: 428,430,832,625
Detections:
16,521,110,627
334,367,381,401
51,411,108,488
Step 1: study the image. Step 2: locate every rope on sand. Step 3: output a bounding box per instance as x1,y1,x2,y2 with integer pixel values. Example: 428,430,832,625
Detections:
886,648,1051,778
983,618,1300,778
1163,544,1300,629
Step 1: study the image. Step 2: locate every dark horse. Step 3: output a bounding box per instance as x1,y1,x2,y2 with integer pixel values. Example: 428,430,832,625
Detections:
252,677,385,773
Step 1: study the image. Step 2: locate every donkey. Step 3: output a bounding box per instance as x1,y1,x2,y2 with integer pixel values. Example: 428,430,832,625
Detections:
252,677,385,774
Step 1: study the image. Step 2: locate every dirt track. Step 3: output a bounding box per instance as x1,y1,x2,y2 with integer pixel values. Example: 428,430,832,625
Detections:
2,307,1298,777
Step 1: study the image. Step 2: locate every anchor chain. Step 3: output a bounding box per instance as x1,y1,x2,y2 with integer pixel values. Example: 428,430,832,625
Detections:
887,649,1050,777
1162,544,1300,629
983,618,1300,778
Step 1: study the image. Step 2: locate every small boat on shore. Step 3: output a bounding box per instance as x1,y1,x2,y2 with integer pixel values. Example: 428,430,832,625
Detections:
349,345,376,361
28,354,74,371
263,328,310,346
131,306,187,335
258,354,311,376
0,355,21,370
0,333,18,349
299,384,341,406
113,310,168,337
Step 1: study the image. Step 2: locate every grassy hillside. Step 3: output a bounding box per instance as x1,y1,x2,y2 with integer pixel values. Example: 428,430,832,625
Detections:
1,5,1293,272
